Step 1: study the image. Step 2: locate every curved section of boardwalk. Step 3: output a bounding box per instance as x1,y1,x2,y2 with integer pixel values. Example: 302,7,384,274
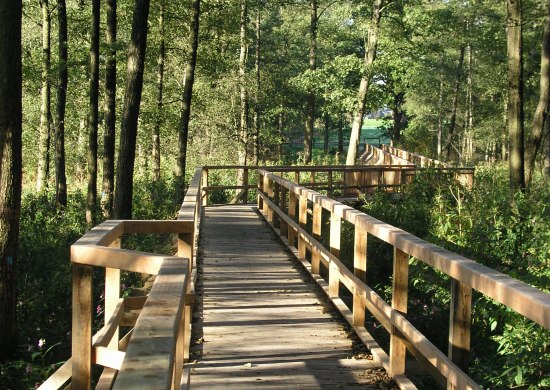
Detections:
189,205,392,389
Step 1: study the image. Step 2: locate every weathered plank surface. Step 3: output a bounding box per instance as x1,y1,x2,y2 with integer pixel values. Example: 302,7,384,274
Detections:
189,205,395,389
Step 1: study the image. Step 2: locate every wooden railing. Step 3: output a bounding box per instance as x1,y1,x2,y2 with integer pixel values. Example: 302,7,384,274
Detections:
40,168,202,390
381,144,451,168
361,143,412,165
257,169,550,390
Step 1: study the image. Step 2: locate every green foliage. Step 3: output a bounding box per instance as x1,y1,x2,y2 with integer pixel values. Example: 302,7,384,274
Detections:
356,166,550,388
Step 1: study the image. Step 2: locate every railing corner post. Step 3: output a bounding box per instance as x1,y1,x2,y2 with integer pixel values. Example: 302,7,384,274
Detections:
389,248,409,377
72,262,93,390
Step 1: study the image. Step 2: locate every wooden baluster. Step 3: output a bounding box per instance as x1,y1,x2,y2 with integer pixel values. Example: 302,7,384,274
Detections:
267,177,274,223
72,263,93,390
262,175,270,215
310,171,315,187
105,238,121,350
243,168,249,203
288,191,297,248
298,194,308,259
279,187,288,237
311,202,322,274
389,248,409,377
328,171,333,198
329,213,341,298
353,227,367,326
273,182,280,227
178,225,194,363
257,171,264,210
294,171,299,184
447,279,472,390
201,168,208,206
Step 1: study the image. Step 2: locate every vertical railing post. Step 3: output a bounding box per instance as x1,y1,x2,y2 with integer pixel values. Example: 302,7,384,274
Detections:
178,223,194,364
105,238,121,350
328,171,333,198
257,171,264,210
72,263,93,390
201,168,209,206
311,202,322,274
447,279,472,390
288,191,297,248
279,186,288,237
353,226,367,326
243,168,249,203
298,193,308,259
294,170,299,185
267,177,274,223
263,174,270,216
273,182,280,227
389,248,409,377
329,212,341,298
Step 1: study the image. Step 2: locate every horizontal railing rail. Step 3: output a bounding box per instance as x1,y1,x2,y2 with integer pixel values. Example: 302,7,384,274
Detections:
257,168,550,390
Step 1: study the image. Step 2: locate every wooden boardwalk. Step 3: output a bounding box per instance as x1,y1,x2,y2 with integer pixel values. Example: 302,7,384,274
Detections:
188,205,394,389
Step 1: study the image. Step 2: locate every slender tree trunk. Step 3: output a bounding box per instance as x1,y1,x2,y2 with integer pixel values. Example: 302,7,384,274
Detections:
437,78,444,159
235,0,249,200
323,113,329,154
175,0,200,192
338,112,343,156
37,0,51,191
345,0,383,165
304,0,317,163
445,46,465,162
525,0,550,185
54,0,67,207
102,0,117,218
391,91,405,145
86,0,100,224
113,0,151,219
152,1,165,183
506,0,525,193
0,0,23,359
544,123,550,180
278,108,284,160
253,5,261,165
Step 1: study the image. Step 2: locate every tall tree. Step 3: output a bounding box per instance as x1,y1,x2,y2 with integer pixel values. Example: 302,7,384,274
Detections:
102,0,117,218
253,3,261,165
525,0,550,185
235,0,249,200
346,0,384,165
152,1,165,183
175,0,201,190
113,0,151,219
37,0,51,191
506,0,525,193
86,0,100,224
303,0,317,163
54,0,68,207
0,0,23,359
445,46,466,162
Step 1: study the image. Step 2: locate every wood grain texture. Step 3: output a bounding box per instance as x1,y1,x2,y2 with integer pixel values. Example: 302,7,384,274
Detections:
189,205,393,389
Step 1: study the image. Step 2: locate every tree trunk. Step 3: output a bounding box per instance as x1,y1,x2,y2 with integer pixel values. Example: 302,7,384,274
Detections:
175,0,200,192
338,112,343,156
0,0,23,359
54,0,67,207
544,123,550,180
345,0,383,165
278,108,284,160
525,0,550,185
445,46,465,162
253,5,261,165
323,113,329,154
37,0,51,191
86,0,100,224
152,1,165,183
304,0,317,163
235,0,249,201
506,0,525,193
113,0,151,220
437,77,444,159
391,91,405,145
102,0,117,218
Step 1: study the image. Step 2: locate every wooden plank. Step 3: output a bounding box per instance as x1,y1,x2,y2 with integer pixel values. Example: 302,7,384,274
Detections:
311,202,322,274
72,264,93,390
105,239,121,351
94,347,125,370
37,358,72,390
298,195,308,259
123,220,193,234
354,226,367,282
93,298,124,348
113,258,188,390
329,214,341,258
72,245,175,275
448,279,472,390
287,191,297,248
201,169,209,206
390,248,409,377
96,368,118,390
